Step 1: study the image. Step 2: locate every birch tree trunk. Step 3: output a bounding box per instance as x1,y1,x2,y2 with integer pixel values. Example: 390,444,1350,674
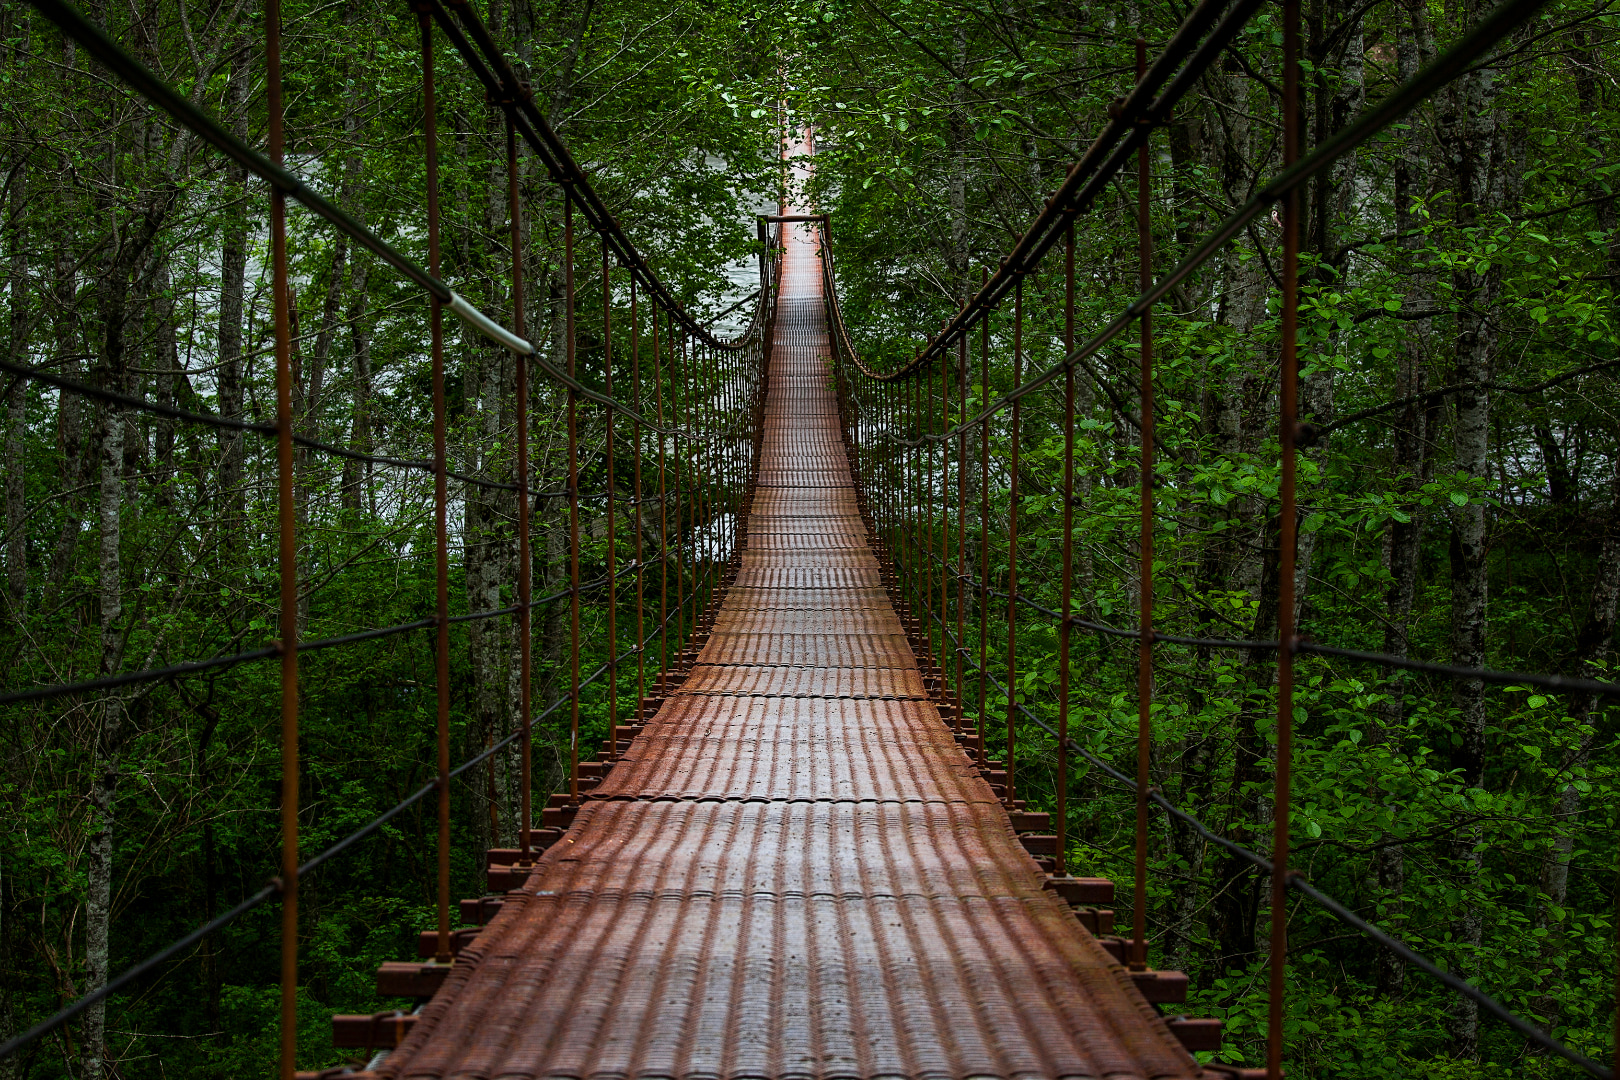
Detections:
84,242,132,1080
217,46,249,544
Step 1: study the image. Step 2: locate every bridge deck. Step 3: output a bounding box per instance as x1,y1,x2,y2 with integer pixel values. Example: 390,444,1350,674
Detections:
375,223,1203,1080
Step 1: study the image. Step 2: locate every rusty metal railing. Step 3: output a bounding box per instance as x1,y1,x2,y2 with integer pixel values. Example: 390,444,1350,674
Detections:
1,0,780,1073
819,0,1613,1076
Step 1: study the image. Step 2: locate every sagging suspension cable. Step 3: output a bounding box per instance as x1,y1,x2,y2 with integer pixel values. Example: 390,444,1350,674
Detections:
0,353,570,501
25,0,756,442
897,572,1612,1080
915,545,1620,699
0,559,648,707
0,556,720,1065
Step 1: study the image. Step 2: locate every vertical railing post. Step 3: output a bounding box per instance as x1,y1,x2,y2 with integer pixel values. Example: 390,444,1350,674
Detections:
654,310,668,688
977,270,990,770
419,6,453,967
1271,1,1302,1074
673,333,687,666
507,112,533,863
268,0,299,1072
1057,225,1075,879
702,341,710,625
924,357,936,668
1005,277,1021,808
955,321,968,734
602,245,617,757
909,376,919,635
565,192,581,804
631,279,645,713
1133,36,1155,973
939,344,950,702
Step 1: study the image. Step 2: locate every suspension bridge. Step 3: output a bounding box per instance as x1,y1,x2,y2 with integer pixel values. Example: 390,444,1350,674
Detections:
0,0,1613,1077
346,206,1212,1080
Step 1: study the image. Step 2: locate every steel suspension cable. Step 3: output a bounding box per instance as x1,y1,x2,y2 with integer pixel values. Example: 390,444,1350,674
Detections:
904,592,1612,1080
0,570,714,1067
818,0,1600,1073
5,4,768,1069
24,0,750,442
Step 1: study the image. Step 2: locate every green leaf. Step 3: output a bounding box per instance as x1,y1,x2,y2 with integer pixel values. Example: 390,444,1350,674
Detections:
1449,492,1468,506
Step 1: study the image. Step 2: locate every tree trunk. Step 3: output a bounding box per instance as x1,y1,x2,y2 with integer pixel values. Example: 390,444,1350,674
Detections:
1529,450,1620,1036
5,144,26,608
1435,2,1505,1051
216,48,249,542
1529,31,1620,1034
44,247,84,604
338,11,373,513
1368,0,1435,1000
84,253,132,1080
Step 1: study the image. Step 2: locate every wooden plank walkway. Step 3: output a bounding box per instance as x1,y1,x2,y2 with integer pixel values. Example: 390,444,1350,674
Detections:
370,218,1206,1080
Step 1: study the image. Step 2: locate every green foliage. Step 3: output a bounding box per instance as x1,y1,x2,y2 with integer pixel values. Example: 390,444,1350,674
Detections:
811,0,1620,1074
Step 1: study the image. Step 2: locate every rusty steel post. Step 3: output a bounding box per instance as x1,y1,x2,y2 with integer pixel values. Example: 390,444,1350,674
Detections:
602,243,617,756
920,372,933,660
1005,277,1021,808
896,380,906,618
897,378,905,610
1133,36,1154,973
703,343,711,621
923,356,936,669
977,269,990,769
1270,0,1301,1074
1057,225,1075,879
419,7,453,967
507,113,534,863
632,279,645,711
939,342,949,702
908,375,918,640
703,342,714,610
673,332,687,666
654,310,668,688
268,1,298,1072
566,191,581,804
691,342,704,630
888,377,897,576
955,320,968,734
910,374,919,649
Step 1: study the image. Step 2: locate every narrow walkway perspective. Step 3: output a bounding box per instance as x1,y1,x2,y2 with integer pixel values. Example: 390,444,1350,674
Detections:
373,220,1205,1080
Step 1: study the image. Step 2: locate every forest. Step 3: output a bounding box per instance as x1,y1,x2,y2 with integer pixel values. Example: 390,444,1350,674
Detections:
0,0,1615,1076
